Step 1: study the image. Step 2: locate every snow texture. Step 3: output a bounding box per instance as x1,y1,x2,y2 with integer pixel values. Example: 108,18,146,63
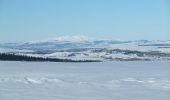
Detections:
0,61,170,100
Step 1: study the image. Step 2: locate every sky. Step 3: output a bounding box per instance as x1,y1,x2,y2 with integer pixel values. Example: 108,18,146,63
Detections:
0,0,169,42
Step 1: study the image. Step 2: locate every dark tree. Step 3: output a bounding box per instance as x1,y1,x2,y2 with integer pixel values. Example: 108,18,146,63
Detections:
0,53,100,62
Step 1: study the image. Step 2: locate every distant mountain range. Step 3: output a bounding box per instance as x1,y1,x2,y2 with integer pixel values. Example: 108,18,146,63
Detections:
0,39,170,61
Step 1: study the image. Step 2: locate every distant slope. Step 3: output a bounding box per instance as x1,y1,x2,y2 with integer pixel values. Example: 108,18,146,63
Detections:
0,39,170,61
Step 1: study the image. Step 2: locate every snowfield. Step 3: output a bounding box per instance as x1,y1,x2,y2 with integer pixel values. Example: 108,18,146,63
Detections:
0,61,170,100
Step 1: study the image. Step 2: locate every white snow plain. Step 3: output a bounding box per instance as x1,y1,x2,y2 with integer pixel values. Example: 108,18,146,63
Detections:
0,61,170,100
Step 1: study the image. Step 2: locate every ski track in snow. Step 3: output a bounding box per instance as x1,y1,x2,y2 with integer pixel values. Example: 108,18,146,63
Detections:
0,77,170,90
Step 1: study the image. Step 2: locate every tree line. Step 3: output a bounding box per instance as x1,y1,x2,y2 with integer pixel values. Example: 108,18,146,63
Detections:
0,53,100,62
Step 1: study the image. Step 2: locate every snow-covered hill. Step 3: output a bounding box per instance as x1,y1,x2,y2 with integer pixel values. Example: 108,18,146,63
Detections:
0,38,170,61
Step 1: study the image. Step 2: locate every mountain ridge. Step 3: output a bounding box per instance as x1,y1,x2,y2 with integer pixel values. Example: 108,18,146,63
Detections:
0,39,170,61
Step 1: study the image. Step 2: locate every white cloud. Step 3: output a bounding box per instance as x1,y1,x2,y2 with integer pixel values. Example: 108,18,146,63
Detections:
53,35,89,42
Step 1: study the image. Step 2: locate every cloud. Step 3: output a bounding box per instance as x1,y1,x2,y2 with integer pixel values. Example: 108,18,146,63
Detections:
53,35,89,42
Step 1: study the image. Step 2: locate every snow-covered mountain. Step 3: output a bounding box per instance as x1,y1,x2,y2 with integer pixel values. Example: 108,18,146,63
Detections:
0,38,170,61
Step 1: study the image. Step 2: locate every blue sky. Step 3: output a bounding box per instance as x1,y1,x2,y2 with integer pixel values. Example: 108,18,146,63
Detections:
0,0,169,42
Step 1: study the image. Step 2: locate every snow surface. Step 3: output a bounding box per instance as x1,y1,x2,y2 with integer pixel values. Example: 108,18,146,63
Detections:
0,61,170,100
